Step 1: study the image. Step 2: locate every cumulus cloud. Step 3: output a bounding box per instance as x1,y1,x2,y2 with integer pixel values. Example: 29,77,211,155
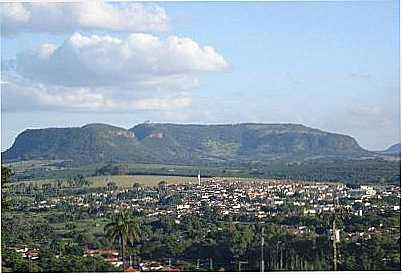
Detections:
2,21,228,113
2,77,192,112
16,32,228,88
0,1,169,36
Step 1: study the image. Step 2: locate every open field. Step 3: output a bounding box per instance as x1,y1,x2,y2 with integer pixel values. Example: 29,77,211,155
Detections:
4,158,400,186
13,174,347,190
14,174,200,188
3,160,66,173
87,175,199,187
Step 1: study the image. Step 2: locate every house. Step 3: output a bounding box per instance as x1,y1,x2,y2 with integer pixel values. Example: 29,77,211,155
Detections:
84,248,122,267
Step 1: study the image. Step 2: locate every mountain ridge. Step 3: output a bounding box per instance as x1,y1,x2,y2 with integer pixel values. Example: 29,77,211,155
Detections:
382,143,401,154
2,122,374,165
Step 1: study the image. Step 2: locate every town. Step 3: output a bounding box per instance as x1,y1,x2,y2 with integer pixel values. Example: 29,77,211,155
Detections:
2,0,400,272
2,174,400,271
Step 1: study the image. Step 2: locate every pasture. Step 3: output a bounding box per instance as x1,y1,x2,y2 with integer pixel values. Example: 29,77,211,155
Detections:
15,174,199,188
87,175,198,187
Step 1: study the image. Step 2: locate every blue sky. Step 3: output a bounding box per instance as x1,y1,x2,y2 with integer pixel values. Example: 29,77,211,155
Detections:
1,1,400,151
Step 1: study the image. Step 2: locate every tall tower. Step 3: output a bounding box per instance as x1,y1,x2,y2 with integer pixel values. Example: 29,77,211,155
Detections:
198,170,201,185
261,227,265,272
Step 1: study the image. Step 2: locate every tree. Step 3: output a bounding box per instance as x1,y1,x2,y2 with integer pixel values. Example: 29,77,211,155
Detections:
1,166,13,186
104,210,141,270
74,174,86,187
229,225,255,259
42,183,53,194
1,166,13,209
57,179,63,189
86,179,94,188
67,177,75,188
158,180,168,189
106,181,118,191
2,247,32,272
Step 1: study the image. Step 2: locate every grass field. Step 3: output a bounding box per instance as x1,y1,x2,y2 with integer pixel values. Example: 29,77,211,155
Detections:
87,175,199,187
14,174,345,188
15,174,200,188
4,160,66,172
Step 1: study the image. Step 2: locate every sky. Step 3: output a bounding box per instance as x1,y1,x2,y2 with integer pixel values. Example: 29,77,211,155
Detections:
0,0,400,151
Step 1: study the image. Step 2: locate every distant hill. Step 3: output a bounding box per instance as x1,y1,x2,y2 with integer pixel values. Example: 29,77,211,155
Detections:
2,123,370,165
2,124,156,164
382,143,401,155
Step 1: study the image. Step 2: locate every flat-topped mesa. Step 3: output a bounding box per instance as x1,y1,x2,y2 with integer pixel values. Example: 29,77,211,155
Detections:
2,124,147,164
3,122,369,165
130,122,365,155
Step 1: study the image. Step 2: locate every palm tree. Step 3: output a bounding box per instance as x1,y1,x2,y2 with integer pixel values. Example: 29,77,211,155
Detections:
104,210,141,270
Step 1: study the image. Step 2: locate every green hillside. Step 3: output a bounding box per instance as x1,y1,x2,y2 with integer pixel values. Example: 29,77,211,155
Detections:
2,123,155,164
2,122,370,166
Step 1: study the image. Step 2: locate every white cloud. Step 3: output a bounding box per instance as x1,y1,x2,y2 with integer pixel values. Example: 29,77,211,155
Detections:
2,17,228,113
0,1,169,36
16,32,228,88
1,77,192,112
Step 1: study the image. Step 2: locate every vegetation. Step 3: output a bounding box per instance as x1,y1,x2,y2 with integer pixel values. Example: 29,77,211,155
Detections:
2,206,400,272
104,211,140,270
4,157,400,186
2,165,14,209
3,122,372,166
2,123,399,186
2,166,13,185
13,175,200,190
2,166,401,272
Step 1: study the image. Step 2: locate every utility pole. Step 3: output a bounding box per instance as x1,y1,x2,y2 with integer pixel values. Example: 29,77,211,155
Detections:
261,227,265,272
28,254,32,272
238,261,248,272
231,260,248,272
276,241,281,270
209,258,213,270
332,218,337,271
332,197,340,271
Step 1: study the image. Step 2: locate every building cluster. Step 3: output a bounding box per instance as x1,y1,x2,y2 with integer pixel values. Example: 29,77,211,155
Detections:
29,178,400,226
14,178,400,269
84,248,122,267
8,247,39,261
